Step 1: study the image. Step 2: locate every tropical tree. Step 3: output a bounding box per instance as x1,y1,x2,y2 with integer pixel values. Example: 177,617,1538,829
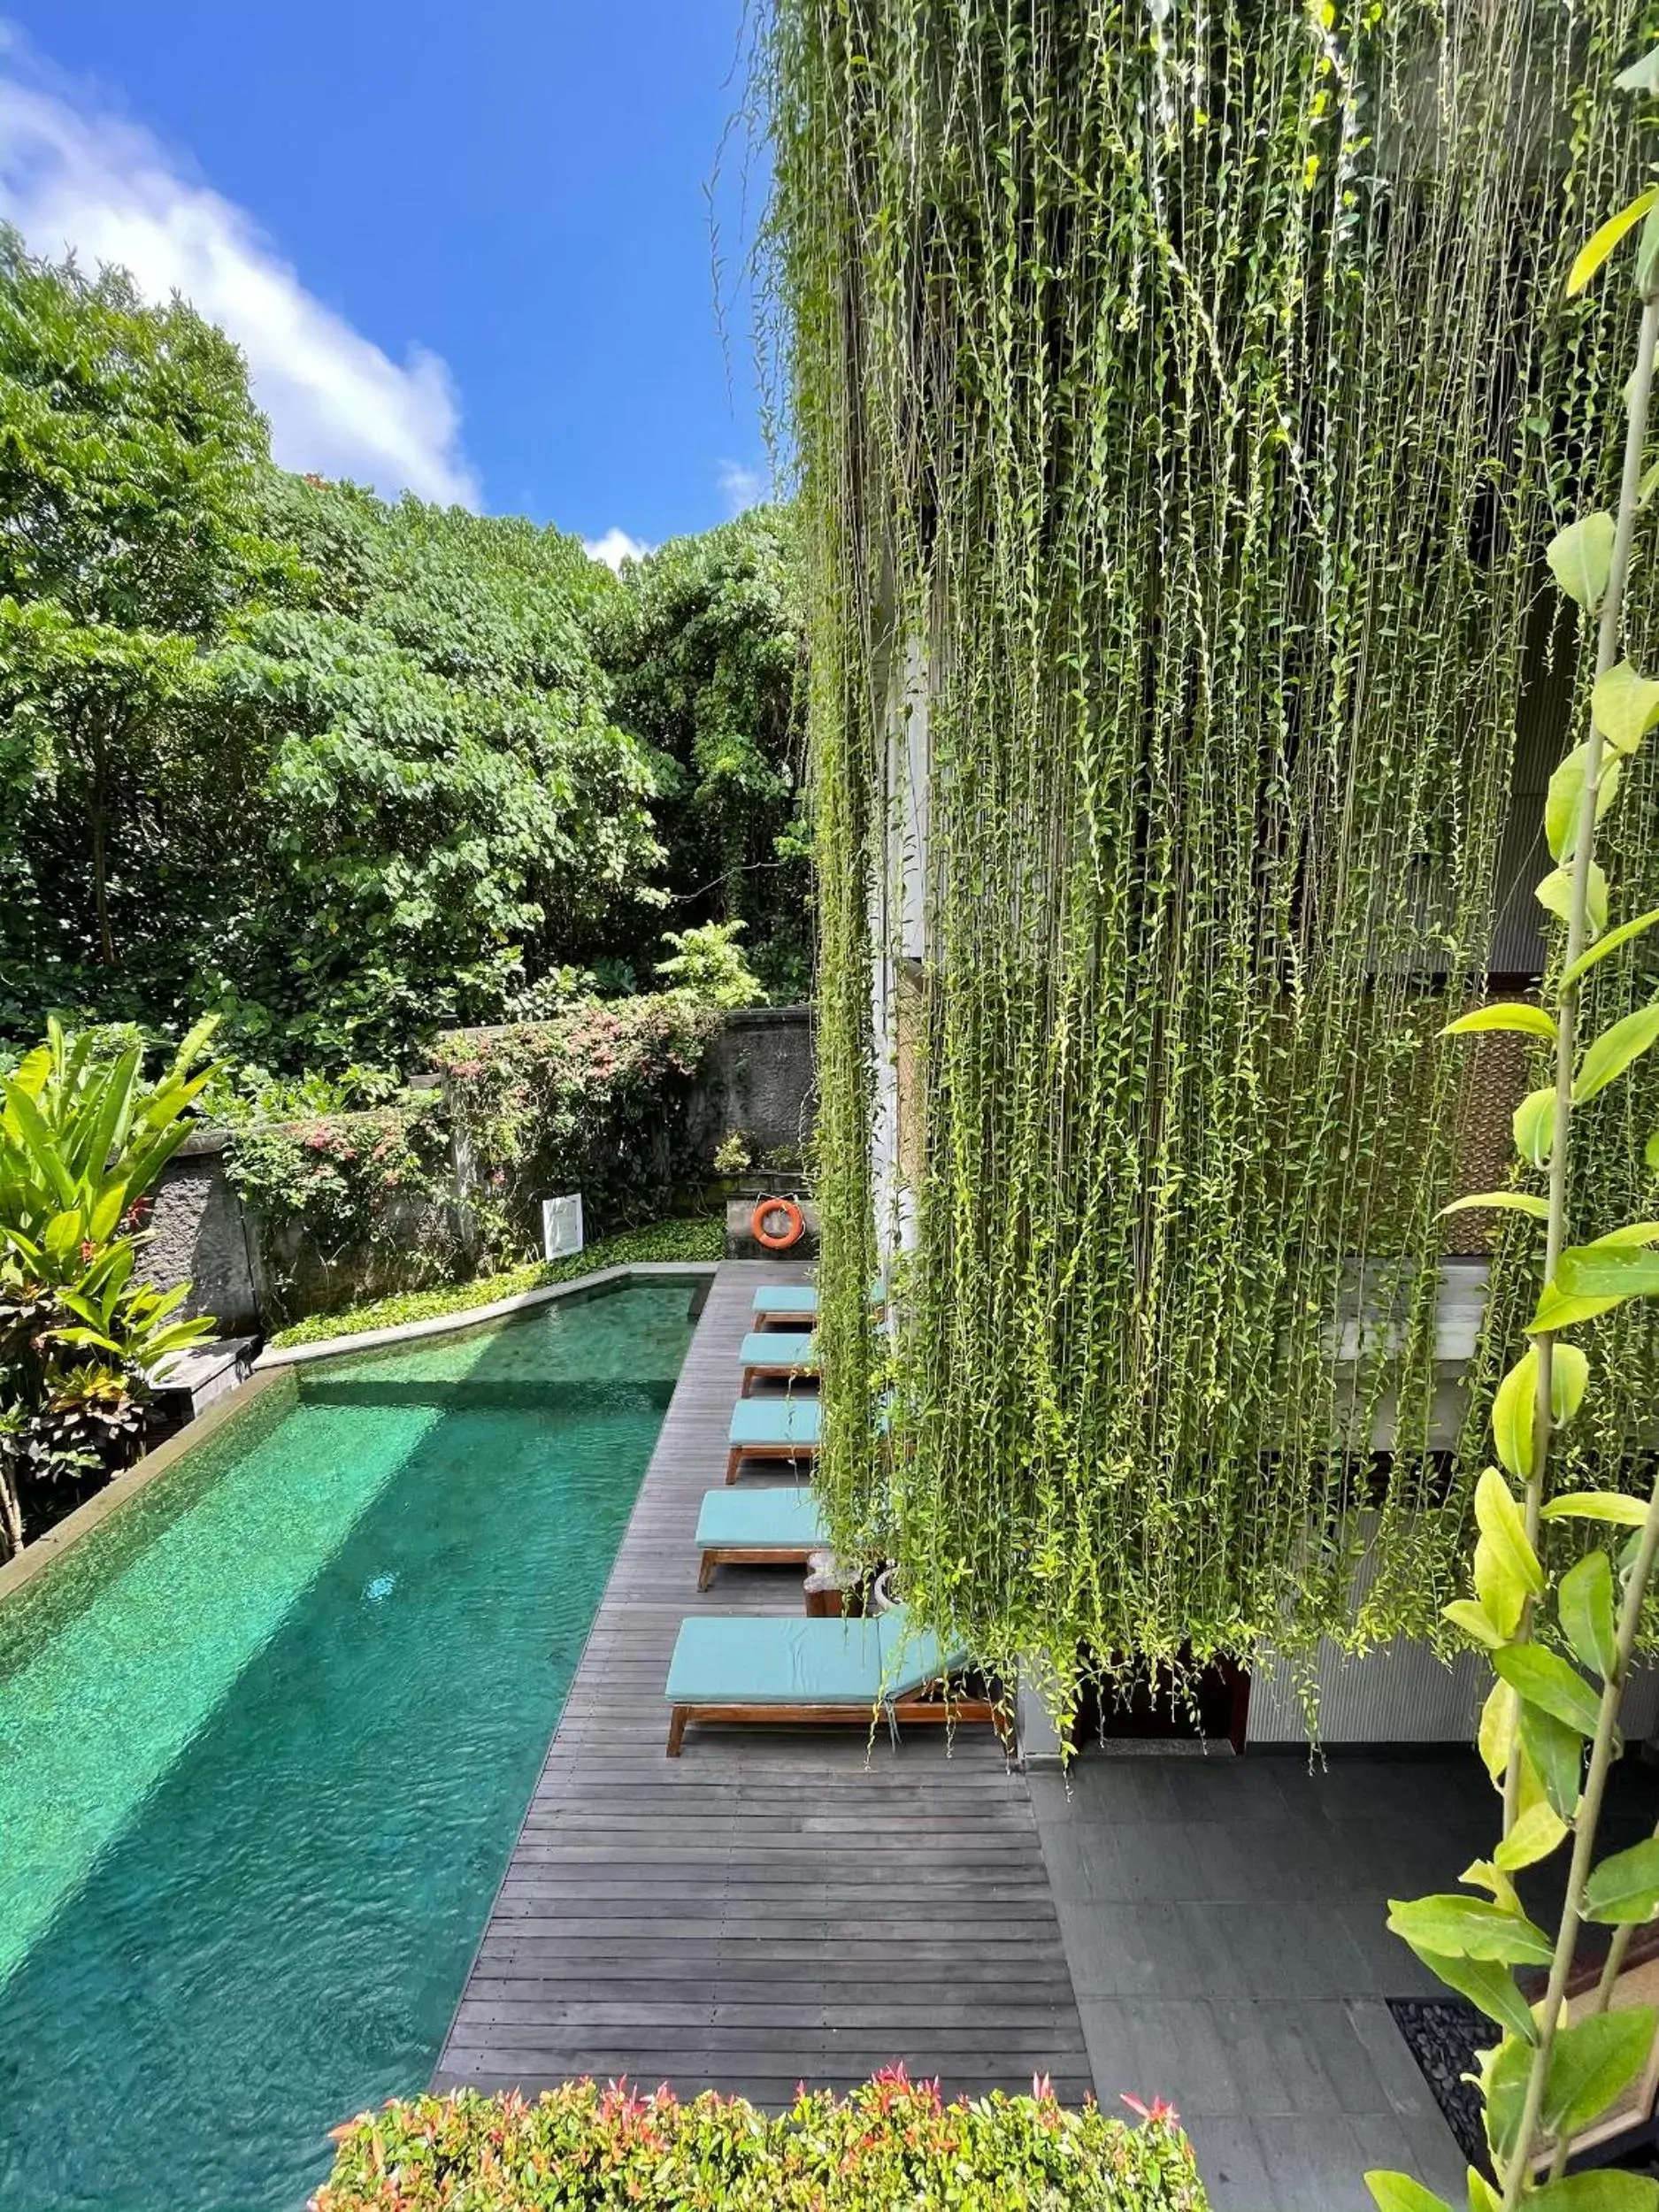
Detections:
206,475,666,1064
601,508,810,999
0,227,273,1005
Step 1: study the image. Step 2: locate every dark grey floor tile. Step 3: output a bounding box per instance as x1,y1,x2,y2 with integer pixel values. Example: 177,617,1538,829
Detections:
1386,2110,1468,2201
1333,1897,1443,1999
1255,2113,1405,2212
1049,1899,1232,1999
1034,1820,1115,1901
1163,1756,1300,1820
1104,1818,1210,1900
1076,1998,1240,2114
1208,2000,1397,2117
1342,1999,1446,2121
1040,1817,1208,1903
1034,1758,1186,1822
1183,2114,1279,2212
1281,1755,1489,1828
1210,1901,1374,2000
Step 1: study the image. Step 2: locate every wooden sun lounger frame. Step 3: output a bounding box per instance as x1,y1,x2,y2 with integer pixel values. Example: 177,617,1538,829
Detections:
753,1302,816,1332
696,1536,818,1591
740,1345,818,1395
726,1436,818,1485
668,1678,1005,1755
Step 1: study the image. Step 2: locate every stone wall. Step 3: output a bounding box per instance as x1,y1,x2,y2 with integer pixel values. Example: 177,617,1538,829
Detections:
687,1005,816,1163
141,1006,818,1334
140,1132,264,1334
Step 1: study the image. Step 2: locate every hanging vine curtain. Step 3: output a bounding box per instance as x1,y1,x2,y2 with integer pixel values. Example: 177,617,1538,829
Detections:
763,0,1659,1708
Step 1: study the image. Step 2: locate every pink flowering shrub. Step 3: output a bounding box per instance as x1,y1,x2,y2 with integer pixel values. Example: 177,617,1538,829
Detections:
433,996,718,1263
312,2070,1208,2210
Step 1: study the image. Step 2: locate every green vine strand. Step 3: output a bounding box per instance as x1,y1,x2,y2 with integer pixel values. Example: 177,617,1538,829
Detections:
762,0,1659,1720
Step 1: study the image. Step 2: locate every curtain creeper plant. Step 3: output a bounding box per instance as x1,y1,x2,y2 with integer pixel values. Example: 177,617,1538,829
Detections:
1369,50,1659,2212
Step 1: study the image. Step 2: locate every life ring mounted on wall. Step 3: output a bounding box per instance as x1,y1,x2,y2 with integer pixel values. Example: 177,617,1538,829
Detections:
751,1195,806,1251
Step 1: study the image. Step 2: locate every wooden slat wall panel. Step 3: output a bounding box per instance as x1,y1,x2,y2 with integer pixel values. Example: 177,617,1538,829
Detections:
435,1261,1091,2105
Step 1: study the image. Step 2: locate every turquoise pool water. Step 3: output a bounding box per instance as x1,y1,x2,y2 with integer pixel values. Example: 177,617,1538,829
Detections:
0,1282,695,2212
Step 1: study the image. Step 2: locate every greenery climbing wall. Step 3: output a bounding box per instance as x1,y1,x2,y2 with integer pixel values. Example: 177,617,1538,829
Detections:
764,0,1659,1710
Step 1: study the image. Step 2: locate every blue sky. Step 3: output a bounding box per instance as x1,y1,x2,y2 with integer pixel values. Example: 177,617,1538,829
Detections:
0,4,772,557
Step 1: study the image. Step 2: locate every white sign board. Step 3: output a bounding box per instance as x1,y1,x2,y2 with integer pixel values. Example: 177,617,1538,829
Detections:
541,1193,584,1262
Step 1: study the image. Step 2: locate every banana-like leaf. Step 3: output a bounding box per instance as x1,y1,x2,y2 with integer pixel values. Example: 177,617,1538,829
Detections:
1492,1350,1539,1478
1552,1341,1591,1423
1475,1466,1545,1596
4,1079,77,1209
1363,2174,1455,2212
1541,1490,1651,1529
1538,861,1609,938
1583,1838,1659,1926
1494,1644,1603,1736
1514,1087,1557,1167
1559,1551,1618,1679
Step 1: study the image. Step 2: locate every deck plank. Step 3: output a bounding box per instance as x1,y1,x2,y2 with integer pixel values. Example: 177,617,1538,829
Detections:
434,1261,1092,2105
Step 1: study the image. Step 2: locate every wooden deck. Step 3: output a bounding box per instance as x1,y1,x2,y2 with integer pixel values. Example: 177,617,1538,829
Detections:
434,1260,1091,2107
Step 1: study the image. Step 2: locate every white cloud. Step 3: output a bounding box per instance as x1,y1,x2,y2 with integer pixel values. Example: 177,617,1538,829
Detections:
718,458,768,515
0,61,479,506
583,526,649,571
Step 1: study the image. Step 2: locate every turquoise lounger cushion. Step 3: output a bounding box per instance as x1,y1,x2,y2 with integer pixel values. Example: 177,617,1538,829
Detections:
753,1284,817,1317
694,1486,826,1549
728,1395,821,1449
664,1605,966,1706
739,1330,816,1369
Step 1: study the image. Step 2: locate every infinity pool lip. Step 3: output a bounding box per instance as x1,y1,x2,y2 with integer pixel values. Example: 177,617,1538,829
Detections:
257,1259,717,1368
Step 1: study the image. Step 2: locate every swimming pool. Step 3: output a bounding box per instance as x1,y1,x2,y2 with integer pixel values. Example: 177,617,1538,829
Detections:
0,1280,697,2212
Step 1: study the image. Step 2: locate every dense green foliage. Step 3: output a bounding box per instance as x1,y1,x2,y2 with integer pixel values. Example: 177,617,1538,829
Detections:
269,1215,722,1348
766,0,1659,1705
0,234,805,1073
313,2073,1206,2211
433,995,718,1264
0,1020,218,1556
217,996,718,1325
601,509,810,1001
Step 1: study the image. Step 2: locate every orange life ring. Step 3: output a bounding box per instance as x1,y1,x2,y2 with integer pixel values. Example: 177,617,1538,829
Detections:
751,1195,806,1251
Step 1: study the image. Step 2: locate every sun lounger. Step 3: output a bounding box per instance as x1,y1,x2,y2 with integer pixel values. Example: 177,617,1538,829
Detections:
738,1329,817,1394
752,1283,818,1330
694,1485,826,1588
750,1281,884,1331
726,1393,819,1482
664,1604,995,1753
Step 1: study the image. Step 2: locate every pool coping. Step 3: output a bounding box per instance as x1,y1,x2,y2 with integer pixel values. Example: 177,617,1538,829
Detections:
254,1259,719,1368
1,1265,718,1609
0,1365,296,1610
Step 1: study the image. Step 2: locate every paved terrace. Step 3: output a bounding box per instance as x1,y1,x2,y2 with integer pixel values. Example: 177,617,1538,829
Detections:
437,1256,1659,2207
436,1259,1092,2105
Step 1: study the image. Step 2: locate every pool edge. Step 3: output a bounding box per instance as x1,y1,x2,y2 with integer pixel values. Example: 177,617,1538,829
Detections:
256,1260,719,1368
0,1365,297,1610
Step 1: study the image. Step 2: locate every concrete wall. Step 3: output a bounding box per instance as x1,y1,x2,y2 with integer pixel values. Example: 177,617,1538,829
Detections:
687,1006,816,1162
138,1132,264,1335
